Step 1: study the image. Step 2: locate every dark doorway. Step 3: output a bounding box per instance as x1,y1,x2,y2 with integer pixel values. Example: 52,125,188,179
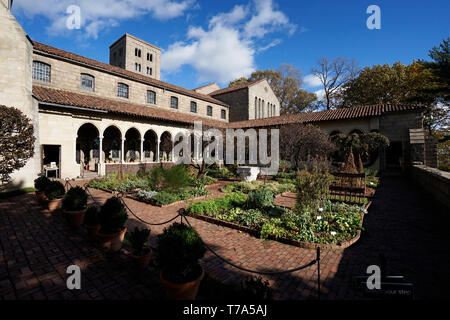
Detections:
386,141,403,170
42,145,61,178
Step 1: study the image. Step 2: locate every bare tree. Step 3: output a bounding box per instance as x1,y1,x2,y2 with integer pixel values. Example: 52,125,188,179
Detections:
311,57,360,110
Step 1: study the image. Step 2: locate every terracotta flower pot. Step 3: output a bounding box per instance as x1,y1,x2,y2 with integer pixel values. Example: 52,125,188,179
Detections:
48,198,63,212
96,227,127,252
131,249,152,269
63,208,87,228
160,266,204,300
35,191,48,204
84,224,101,239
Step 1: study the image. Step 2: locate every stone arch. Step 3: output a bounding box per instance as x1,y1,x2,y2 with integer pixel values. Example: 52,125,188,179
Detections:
76,123,99,172
103,126,122,163
143,129,158,162
125,128,141,162
160,131,173,162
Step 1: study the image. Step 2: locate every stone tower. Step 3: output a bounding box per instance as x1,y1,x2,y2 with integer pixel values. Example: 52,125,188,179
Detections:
109,33,161,80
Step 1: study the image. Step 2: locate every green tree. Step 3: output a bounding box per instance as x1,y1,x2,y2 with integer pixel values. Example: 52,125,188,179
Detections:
228,64,317,114
0,105,35,189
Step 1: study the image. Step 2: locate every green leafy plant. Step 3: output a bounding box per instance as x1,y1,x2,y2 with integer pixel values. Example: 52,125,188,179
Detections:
62,186,88,211
128,227,151,256
136,190,158,202
99,197,128,233
239,276,273,300
294,170,333,213
44,180,65,200
246,189,274,210
157,223,206,283
84,206,100,226
34,176,51,191
152,191,180,206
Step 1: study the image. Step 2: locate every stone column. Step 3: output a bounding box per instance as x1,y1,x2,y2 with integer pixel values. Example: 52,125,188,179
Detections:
140,138,144,162
121,138,126,163
171,138,175,163
156,138,161,163
74,135,78,163
99,136,103,176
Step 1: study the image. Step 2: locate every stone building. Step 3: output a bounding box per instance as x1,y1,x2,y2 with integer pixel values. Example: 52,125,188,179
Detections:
0,2,437,189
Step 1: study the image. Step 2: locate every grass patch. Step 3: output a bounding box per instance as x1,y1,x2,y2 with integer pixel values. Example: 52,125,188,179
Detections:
0,187,36,200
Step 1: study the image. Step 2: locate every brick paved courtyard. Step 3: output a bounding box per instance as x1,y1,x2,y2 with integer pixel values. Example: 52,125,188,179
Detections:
1,176,449,300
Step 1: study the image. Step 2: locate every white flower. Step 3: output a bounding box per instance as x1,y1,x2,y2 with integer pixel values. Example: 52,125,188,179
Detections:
370,182,375,186
331,231,337,236
317,216,322,220
318,208,324,212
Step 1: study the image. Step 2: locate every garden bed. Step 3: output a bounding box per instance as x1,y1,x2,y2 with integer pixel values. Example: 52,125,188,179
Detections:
186,201,370,250
186,191,370,250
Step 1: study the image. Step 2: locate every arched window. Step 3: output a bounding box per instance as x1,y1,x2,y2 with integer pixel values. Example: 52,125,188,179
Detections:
117,83,129,98
262,100,265,118
32,61,51,82
147,90,156,104
255,97,258,119
81,73,94,91
221,109,226,120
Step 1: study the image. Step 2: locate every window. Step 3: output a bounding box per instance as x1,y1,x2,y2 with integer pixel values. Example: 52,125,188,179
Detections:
117,83,129,98
190,101,197,113
80,74,94,91
255,97,258,119
147,53,153,62
221,109,226,120
147,67,152,76
135,48,141,57
135,63,141,72
147,90,156,104
170,96,178,109
207,106,213,116
32,61,51,82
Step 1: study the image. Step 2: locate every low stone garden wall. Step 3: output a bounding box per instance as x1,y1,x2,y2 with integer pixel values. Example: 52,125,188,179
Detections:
410,165,450,210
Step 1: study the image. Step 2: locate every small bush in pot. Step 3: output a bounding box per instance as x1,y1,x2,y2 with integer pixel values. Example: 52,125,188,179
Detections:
128,227,151,269
62,187,88,227
97,197,128,252
44,180,65,212
157,222,206,300
34,176,50,203
84,206,101,238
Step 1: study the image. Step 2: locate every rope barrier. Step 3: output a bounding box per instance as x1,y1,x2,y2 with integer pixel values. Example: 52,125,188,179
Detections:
74,177,321,297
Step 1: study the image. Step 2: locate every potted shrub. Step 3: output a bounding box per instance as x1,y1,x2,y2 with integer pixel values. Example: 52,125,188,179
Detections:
62,187,88,227
34,176,50,204
157,222,206,300
97,197,128,252
44,180,66,212
84,206,101,238
128,227,152,269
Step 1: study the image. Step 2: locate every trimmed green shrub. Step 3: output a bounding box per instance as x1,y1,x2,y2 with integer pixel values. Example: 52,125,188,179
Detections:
247,189,274,210
157,222,206,283
294,170,333,213
44,180,65,200
34,176,50,191
62,186,88,211
128,227,151,256
99,197,128,233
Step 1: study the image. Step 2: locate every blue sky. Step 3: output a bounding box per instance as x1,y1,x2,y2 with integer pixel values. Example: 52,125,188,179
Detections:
12,0,450,95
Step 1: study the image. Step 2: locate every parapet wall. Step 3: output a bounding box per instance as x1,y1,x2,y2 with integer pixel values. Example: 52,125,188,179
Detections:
411,165,450,210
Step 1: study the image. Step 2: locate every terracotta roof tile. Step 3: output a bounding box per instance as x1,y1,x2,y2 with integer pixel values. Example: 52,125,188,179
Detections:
32,41,229,108
228,104,425,128
209,79,267,96
33,86,228,128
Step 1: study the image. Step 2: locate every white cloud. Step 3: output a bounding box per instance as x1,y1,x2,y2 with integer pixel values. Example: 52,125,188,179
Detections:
13,0,194,39
162,0,296,84
243,0,297,39
304,74,323,88
314,89,326,100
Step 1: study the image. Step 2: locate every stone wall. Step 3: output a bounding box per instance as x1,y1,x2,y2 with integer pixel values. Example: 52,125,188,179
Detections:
213,88,249,122
411,165,450,210
32,53,228,122
0,5,40,189
425,132,438,168
105,162,175,176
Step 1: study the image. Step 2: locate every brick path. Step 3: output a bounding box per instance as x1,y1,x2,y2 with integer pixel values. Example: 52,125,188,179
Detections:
1,177,449,300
